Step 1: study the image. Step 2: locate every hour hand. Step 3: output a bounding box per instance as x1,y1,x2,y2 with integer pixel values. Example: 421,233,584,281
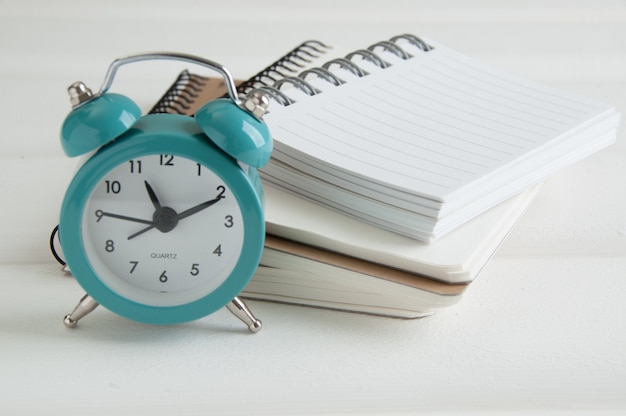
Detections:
144,180,162,210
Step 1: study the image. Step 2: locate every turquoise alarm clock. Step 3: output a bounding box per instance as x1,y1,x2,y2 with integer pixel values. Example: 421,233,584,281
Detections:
57,53,272,332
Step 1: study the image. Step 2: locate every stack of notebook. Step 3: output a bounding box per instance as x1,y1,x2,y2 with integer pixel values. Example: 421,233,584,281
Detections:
151,34,619,318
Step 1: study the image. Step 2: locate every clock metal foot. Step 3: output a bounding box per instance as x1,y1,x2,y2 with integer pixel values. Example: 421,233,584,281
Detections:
226,297,262,333
63,294,99,328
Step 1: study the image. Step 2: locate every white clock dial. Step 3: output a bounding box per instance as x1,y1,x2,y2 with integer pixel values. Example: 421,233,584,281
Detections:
81,153,244,307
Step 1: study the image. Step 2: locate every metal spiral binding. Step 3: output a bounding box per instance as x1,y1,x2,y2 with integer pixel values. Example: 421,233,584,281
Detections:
244,34,433,107
236,40,332,96
149,70,208,114
345,49,392,69
300,67,346,86
368,40,413,60
390,34,433,52
147,34,433,114
274,76,321,96
148,34,433,113
322,58,369,77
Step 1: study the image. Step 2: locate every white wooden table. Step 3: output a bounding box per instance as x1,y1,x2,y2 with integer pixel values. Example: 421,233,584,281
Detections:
1,1,625,414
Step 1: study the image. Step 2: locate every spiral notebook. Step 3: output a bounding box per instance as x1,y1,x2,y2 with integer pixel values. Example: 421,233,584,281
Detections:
257,35,619,241
150,37,545,317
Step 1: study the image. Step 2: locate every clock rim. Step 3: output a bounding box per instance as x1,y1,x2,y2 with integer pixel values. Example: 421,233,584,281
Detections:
59,114,265,325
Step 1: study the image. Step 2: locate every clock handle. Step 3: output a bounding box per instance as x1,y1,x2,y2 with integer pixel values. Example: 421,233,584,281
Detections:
97,52,240,105
226,297,262,333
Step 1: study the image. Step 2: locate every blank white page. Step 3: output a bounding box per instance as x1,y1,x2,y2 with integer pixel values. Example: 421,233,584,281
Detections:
264,42,612,202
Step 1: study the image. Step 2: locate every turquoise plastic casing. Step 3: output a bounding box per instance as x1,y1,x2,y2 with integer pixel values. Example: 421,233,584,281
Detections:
59,114,266,325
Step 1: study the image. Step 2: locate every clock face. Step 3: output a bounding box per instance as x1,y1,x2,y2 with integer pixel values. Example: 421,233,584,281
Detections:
81,153,244,307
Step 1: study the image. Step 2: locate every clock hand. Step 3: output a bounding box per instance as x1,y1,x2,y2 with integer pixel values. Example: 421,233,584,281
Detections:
96,210,155,225
175,195,224,221
128,224,156,240
144,180,162,210
126,181,166,240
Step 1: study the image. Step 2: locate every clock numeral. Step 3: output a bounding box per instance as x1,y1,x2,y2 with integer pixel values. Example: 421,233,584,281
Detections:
160,154,175,166
190,263,200,276
224,215,234,228
129,261,139,274
95,210,104,222
159,271,168,283
129,160,142,174
105,180,121,194
105,240,115,253
196,163,201,176
216,185,226,199
213,245,222,256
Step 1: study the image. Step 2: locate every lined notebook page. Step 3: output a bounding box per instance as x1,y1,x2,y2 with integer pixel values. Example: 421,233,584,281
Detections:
264,43,612,202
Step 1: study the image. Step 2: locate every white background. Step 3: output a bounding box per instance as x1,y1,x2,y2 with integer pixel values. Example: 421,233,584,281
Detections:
1,0,625,414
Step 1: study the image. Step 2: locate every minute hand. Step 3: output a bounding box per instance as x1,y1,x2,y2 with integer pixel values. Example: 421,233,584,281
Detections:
175,196,224,221
97,210,154,225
